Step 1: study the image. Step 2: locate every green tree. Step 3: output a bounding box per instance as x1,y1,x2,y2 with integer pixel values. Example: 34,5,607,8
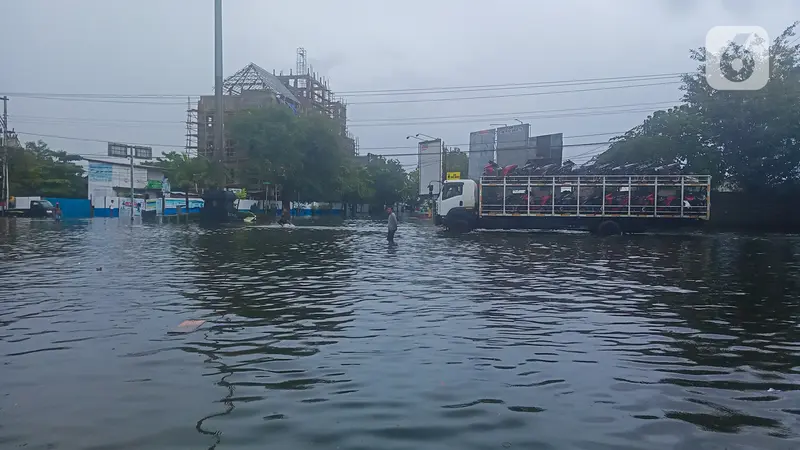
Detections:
600,22,800,192
340,164,374,206
350,155,407,209
444,147,469,178
227,105,350,214
154,151,222,211
598,105,723,182
403,168,422,209
8,140,86,198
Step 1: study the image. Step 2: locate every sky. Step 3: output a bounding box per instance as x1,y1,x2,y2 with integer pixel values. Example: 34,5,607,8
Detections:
1,0,798,172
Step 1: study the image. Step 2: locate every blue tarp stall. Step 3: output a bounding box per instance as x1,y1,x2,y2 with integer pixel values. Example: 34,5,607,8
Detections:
44,198,91,218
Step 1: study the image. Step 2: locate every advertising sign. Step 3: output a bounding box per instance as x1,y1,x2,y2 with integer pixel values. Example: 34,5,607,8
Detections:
418,139,443,196
533,133,564,166
468,129,496,181
496,124,532,167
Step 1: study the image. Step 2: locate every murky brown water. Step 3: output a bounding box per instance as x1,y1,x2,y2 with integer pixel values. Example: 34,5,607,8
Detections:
1,217,799,449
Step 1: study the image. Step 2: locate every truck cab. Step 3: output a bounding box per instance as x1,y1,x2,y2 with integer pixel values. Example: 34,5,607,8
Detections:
3,197,55,218
437,179,479,232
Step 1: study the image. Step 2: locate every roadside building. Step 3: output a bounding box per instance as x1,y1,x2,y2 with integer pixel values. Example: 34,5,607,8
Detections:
85,157,168,215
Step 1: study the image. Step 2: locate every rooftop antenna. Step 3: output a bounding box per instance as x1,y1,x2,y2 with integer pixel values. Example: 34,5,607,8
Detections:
297,47,308,89
296,47,307,75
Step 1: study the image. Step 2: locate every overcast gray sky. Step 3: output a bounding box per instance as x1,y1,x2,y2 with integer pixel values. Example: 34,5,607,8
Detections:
1,0,798,170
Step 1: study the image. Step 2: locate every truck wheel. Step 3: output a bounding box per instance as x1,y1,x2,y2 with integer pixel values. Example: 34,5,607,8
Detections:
596,220,622,236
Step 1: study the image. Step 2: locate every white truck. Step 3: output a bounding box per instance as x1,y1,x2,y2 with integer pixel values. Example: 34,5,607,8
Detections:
435,173,711,235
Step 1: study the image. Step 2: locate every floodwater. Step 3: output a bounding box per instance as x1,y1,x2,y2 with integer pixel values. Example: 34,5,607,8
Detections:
1,217,799,450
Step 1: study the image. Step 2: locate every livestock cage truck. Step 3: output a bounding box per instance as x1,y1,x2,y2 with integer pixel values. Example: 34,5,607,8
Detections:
435,173,711,235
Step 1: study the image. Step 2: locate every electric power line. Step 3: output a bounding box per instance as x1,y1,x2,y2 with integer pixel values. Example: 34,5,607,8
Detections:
9,114,185,125
347,81,679,105
348,107,667,127
0,71,684,100
5,96,187,106
6,80,679,107
14,129,615,157
337,74,681,96
6,100,678,128
349,140,612,159
348,100,678,123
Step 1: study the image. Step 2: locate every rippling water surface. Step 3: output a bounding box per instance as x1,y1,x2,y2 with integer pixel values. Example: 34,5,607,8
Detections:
1,217,799,450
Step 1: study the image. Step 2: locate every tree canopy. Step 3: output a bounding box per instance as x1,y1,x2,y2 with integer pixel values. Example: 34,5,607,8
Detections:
7,140,86,198
599,22,800,192
227,105,351,201
153,151,225,192
444,147,469,178
363,155,408,207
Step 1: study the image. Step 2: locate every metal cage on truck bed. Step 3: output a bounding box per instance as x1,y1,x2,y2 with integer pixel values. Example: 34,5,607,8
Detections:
479,174,711,220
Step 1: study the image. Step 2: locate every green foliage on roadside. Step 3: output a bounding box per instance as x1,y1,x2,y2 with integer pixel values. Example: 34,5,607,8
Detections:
600,22,800,192
7,140,86,198
444,147,469,178
227,105,350,202
153,152,226,191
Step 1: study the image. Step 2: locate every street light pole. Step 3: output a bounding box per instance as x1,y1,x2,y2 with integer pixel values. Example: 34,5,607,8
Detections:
214,0,225,166
415,133,437,141
1,96,8,213
129,151,135,221
441,141,447,185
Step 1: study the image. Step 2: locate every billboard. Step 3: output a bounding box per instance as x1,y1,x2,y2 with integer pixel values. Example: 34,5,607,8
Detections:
468,129,496,181
418,139,442,196
88,163,113,183
496,124,532,167
108,142,153,159
532,133,564,166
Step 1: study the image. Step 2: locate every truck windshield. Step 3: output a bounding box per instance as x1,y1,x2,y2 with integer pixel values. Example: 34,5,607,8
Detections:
39,200,54,208
442,183,463,200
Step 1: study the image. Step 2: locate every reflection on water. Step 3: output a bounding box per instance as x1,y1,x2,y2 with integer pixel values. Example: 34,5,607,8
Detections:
1,217,799,449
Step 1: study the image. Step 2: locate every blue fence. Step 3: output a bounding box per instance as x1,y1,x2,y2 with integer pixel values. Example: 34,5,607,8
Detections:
93,208,119,218
44,198,91,218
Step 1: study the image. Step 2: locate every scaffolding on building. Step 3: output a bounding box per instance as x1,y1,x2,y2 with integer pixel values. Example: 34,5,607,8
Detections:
186,48,357,167
222,63,301,103
184,97,198,157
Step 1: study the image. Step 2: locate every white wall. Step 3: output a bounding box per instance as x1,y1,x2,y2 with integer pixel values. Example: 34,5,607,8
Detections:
88,161,166,204
112,165,148,191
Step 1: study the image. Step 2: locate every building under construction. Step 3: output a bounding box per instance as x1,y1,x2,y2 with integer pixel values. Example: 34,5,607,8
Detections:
186,48,358,183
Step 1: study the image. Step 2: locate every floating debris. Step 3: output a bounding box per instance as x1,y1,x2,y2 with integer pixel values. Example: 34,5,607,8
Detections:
173,320,205,333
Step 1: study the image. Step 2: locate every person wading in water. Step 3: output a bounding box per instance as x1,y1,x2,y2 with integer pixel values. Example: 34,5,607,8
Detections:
387,207,398,242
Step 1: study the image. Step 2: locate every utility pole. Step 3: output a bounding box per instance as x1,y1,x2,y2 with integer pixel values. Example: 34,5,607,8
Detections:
1,96,8,213
129,151,135,221
441,141,447,186
108,142,151,221
213,0,224,166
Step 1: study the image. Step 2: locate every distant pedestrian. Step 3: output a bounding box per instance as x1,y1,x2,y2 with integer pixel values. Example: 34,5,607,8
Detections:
54,202,62,221
387,207,398,242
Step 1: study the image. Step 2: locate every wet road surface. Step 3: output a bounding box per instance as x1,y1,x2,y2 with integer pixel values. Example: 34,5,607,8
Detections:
1,217,799,449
